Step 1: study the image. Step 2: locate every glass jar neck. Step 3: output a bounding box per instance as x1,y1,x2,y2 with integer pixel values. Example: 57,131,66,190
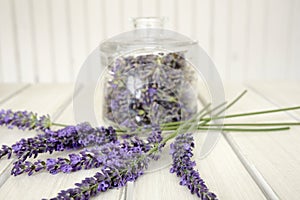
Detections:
132,17,166,29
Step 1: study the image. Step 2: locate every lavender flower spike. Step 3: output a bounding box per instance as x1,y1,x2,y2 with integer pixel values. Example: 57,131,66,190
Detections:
9,123,117,163
51,140,150,200
0,109,51,131
0,145,12,159
170,133,218,200
12,137,151,176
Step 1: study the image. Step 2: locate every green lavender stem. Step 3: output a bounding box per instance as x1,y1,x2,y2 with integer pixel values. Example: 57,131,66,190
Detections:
202,106,300,121
202,122,300,127
51,122,69,127
161,126,290,132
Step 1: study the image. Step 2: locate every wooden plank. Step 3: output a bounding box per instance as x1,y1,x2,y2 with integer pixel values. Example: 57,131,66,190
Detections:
289,0,300,80
0,102,124,200
14,0,36,82
222,84,300,200
51,0,73,82
105,0,122,38
0,84,73,192
159,0,176,30
176,0,193,38
0,0,20,82
227,0,248,82
210,0,230,82
32,0,55,82
86,0,105,49
68,0,89,80
141,0,158,17
195,0,212,54
123,0,140,31
247,81,300,118
264,0,291,80
245,0,267,81
132,132,265,200
0,84,29,104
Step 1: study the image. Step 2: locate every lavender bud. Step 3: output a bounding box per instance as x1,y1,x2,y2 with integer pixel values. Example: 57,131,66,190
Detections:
0,109,51,131
170,133,218,200
8,123,117,162
51,140,150,199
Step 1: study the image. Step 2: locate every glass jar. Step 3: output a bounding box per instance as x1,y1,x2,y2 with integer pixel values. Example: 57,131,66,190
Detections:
74,17,224,138
74,17,225,170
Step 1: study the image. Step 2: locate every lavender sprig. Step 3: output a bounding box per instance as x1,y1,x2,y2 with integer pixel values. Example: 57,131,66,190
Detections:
6,123,117,162
12,137,151,176
0,145,12,159
51,139,150,199
170,133,217,199
0,109,51,131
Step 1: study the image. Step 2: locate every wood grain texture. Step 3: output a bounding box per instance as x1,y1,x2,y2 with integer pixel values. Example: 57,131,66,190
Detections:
1,0,300,82
1,83,300,199
0,103,124,200
132,115,266,199
223,84,300,200
0,84,28,104
0,84,73,198
0,0,20,82
247,81,300,119
51,0,73,82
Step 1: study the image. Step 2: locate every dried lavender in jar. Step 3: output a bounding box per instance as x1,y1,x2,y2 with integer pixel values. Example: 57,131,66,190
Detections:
104,51,198,130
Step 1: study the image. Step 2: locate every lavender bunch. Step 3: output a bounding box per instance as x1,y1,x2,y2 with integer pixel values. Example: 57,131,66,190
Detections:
104,52,197,130
1,123,117,162
170,133,217,199
0,109,51,131
12,137,151,176
51,139,150,199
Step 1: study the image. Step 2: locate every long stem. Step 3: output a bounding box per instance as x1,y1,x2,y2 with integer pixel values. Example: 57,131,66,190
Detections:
201,106,300,121
51,122,69,127
203,122,300,127
198,127,290,132
161,126,290,132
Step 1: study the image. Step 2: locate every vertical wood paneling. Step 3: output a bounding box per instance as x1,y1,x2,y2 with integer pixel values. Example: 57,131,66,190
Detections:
264,0,291,80
195,0,212,54
159,0,176,30
86,0,105,48
14,0,36,82
228,0,248,82
211,0,230,81
177,0,193,38
0,0,19,82
0,40,3,82
105,0,122,37
141,0,158,17
290,0,300,80
123,0,140,31
51,0,73,82
246,0,266,81
32,0,55,82
68,0,89,80
0,0,299,82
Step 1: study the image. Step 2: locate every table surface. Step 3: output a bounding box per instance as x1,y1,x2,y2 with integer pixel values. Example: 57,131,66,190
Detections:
0,82,299,200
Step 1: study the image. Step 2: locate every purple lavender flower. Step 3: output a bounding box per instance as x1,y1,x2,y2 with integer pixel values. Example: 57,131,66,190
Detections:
8,123,117,162
147,126,162,144
104,52,197,130
50,139,150,200
170,133,218,200
0,145,12,159
0,109,51,131
12,137,151,176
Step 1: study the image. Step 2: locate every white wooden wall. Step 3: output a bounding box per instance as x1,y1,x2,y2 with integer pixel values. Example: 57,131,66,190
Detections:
0,0,299,83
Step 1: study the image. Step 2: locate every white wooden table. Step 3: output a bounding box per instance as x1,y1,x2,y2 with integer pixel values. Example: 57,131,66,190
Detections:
0,82,299,200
